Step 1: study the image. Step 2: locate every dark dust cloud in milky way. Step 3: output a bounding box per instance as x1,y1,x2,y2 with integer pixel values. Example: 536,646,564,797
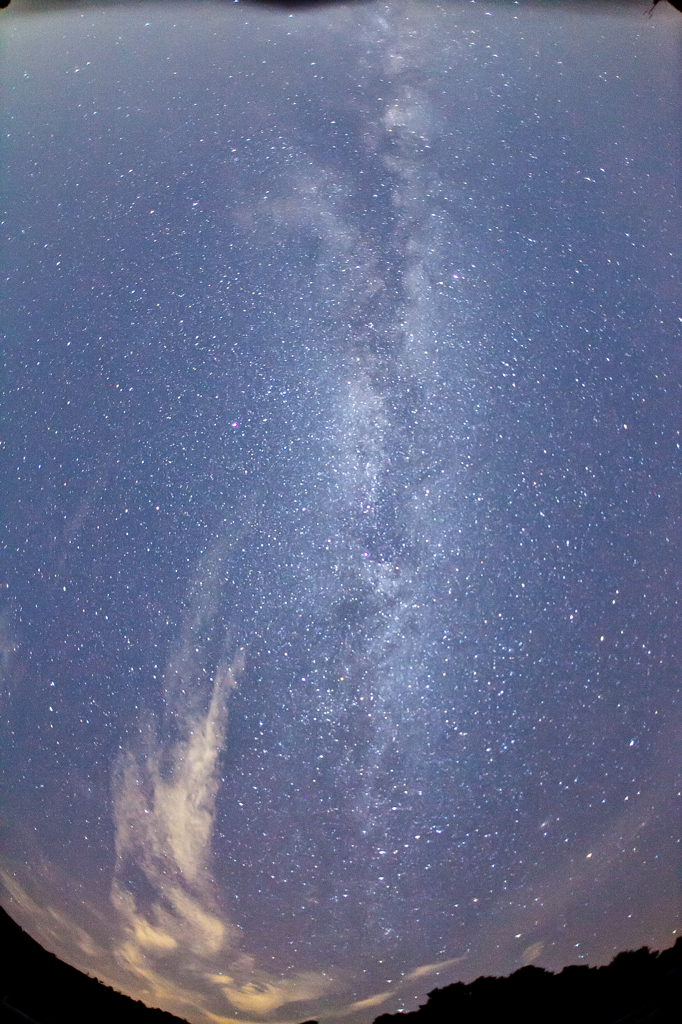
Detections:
0,2,679,1022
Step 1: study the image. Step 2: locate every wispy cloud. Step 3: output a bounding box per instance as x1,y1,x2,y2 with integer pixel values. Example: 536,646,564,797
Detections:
215,972,335,1016
342,990,394,1014
403,956,467,982
336,955,467,1018
111,648,243,973
204,1015,281,1024
107,539,337,1021
103,640,237,1020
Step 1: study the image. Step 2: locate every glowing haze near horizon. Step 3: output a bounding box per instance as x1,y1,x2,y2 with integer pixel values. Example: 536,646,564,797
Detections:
1,2,679,1022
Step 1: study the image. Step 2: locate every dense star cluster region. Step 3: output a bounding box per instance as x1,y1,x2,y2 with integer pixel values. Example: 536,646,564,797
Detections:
1,4,679,1024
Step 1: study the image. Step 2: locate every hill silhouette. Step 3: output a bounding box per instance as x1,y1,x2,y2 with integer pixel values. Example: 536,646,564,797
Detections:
372,938,681,1024
0,905,679,1024
0,905,191,1024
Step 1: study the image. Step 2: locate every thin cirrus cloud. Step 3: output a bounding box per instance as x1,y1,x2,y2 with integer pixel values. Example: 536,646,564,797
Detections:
1,535,341,1023
210,972,336,1016
110,651,242,963
338,958,468,1017
108,540,337,1019
402,956,468,983
342,992,394,1014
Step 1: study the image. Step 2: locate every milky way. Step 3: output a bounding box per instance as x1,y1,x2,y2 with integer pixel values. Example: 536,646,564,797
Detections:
1,3,680,1023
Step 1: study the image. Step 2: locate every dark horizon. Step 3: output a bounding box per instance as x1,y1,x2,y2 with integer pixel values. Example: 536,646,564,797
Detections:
1,906,680,1024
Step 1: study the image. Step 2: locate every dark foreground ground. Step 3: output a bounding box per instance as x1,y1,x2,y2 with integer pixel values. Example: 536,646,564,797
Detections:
0,906,679,1024
372,937,681,1024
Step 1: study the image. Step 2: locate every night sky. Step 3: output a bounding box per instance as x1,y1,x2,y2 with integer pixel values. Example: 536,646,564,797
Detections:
1,2,680,1022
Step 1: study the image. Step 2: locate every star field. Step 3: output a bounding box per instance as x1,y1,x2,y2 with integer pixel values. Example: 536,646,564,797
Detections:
1,3,680,1023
